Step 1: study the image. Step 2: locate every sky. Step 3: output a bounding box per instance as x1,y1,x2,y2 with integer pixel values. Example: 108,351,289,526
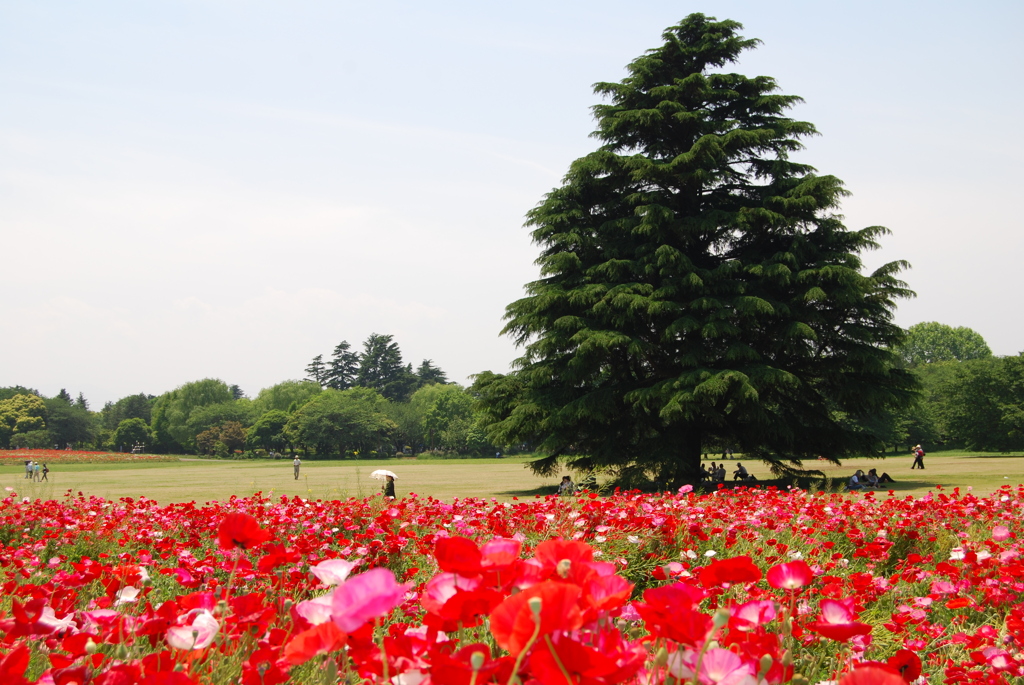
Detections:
2,0,1022,407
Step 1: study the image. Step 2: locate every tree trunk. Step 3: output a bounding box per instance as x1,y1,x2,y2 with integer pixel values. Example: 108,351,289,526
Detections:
665,426,702,489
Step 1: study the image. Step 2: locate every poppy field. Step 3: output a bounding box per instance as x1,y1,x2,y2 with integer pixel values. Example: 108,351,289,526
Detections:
0,450,179,465
1,484,1022,684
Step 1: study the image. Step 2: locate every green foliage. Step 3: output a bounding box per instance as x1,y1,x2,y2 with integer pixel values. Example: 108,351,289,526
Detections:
246,410,291,452
942,355,1024,451
0,393,47,449
481,14,917,484
44,395,94,448
185,400,254,439
325,341,360,390
150,379,234,453
286,387,397,456
899,321,992,367
252,380,321,415
10,430,50,449
0,386,40,402
416,359,448,385
305,354,327,387
110,417,152,451
357,333,418,401
101,393,153,431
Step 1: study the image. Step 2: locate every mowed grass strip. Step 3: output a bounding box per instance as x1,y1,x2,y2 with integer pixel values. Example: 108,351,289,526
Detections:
0,457,561,504
2,451,1023,503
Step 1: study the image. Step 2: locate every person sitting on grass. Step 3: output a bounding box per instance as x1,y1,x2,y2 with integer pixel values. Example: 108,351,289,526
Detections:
868,468,894,485
558,475,576,496
847,470,865,491
733,463,749,481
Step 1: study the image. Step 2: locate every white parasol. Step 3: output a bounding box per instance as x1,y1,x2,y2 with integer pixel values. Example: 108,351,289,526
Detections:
370,469,398,480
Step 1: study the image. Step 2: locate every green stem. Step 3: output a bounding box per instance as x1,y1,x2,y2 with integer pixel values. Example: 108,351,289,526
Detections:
543,635,574,685
506,620,542,685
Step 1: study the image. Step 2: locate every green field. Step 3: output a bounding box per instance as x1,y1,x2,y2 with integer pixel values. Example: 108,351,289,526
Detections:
4,451,1023,503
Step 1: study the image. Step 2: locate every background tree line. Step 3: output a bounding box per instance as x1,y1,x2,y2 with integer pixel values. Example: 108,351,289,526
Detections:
2,322,1019,460
0,333,499,459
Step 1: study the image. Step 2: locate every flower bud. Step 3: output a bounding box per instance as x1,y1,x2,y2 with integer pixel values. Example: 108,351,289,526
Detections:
653,647,668,668
85,638,99,655
712,608,731,628
470,651,486,671
782,649,793,667
528,596,543,620
758,654,773,679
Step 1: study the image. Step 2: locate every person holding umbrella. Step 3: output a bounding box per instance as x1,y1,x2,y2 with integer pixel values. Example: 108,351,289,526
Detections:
371,469,398,498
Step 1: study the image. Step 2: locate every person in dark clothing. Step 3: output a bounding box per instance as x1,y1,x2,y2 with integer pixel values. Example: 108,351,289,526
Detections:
383,475,396,498
41,464,49,482
868,468,894,485
911,445,925,469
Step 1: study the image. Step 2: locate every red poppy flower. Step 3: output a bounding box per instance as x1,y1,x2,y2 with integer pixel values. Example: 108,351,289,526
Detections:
283,621,347,665
435,536,483,576
698,556,763,587
808,599,873,643
0,644,31,685
217,513,272,551
93,663,143,685
633,584,711,647
766,560,813,590
530,636,619,685
430,643,507,685
838,663,906,685
887,649,922,683
489,581,583,655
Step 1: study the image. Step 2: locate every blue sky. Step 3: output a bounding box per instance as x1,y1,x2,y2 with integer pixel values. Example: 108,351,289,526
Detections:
2,1,1022,405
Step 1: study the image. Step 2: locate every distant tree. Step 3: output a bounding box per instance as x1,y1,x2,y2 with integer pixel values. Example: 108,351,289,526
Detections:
110,418,152,452
75,392,89,410
101,393,153,431
423,386,474,451
186,401,254,440
286,387,396,457
45,397,93,448
247,410,291,453
356,334,419,401
10,431,49,449
305,355,327,387
229,384,245,400
150,379,234,453
942,355,1024,451
356,334,404,390
0,386,40,402
479,14,916,485
0,394,48,448
416,360,449,385
325,341,360,390
219,421,247,453
56,389,73,404
252,380,321,415
898,322,992,367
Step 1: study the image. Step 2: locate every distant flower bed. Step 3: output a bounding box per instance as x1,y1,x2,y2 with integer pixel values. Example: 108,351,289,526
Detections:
0,449,179,464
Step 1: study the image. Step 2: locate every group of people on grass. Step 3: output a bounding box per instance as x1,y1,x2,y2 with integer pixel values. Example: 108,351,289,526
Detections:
847,468,895,491
23,460,48,482
700,461,757,483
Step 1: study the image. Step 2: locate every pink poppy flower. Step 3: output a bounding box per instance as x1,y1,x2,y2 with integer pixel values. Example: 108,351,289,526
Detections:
808,598,872,643
331,568,409,632
166,610,219,650
766,560,813,590
310,559,357,586
993,525,1011,542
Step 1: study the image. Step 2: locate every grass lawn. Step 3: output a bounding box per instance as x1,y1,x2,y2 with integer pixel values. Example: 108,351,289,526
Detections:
3,450,1023,503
